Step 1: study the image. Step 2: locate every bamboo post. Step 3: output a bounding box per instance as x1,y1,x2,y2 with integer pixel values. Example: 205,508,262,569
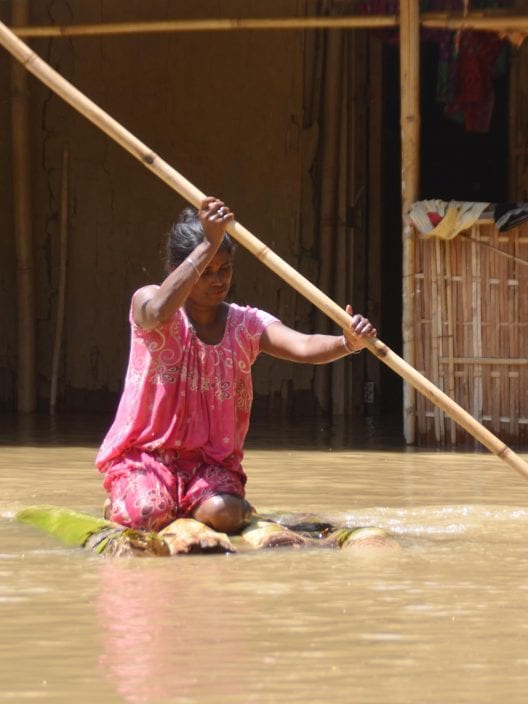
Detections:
508,40,528,202
10,1,36,412
50,149,69,414
399,0,421,443
421,14,528,31
1,22,528,480
431,239,444,443
444,241,457,443
11,16,398,38
471,230,483,428
508,35,519,199
367,36,383,411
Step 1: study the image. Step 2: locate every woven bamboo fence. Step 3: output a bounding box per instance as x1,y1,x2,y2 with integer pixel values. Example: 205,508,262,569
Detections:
413,220,528,446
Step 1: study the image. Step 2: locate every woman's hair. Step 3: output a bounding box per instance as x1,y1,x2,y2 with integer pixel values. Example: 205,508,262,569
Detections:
165,206,236,273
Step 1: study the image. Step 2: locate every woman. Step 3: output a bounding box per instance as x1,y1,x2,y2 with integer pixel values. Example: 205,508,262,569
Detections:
96,197,376,534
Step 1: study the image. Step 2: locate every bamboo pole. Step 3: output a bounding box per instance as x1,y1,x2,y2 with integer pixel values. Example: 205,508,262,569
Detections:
431,240,442,442
10,1,36,412
460,234,528,267
12,16,398,38
49,149,69,414
421,14,528,31
399,0,421,444
366,36,383,409
9,13,528,39
438,356,528,367
1,22,528,480
471,230,483,430
444,241,457,443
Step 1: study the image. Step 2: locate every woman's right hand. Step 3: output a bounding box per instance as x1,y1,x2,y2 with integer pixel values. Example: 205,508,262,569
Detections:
198,196,234,248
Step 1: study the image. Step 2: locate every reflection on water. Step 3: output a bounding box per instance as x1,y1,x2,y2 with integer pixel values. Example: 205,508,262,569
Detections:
1,412,528,703
96,558,254,703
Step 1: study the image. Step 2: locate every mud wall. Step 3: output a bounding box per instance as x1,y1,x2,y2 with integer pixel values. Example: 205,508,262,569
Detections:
0,1,338,416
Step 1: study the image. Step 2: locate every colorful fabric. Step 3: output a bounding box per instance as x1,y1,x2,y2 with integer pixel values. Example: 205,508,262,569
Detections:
409,199,490,238
436,30,506,133
359,0,510,133
96,302,279,475
102,448,246,531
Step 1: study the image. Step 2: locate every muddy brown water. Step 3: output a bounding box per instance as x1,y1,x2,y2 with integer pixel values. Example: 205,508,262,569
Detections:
1,413,528,704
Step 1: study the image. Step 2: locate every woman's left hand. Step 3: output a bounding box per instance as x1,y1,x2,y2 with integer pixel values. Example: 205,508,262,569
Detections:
343,304,377,351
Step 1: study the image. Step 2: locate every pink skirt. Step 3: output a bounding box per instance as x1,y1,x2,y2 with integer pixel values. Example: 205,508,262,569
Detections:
101,448,246,532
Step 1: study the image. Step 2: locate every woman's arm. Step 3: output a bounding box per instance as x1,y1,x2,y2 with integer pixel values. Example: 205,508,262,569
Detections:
132,238,216,330
133,197,233,329
260,305,377,364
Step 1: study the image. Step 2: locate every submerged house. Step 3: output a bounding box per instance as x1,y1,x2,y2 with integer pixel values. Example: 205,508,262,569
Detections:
0,1,527,446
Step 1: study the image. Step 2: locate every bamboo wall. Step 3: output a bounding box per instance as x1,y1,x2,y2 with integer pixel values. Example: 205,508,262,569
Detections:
413,221,528,447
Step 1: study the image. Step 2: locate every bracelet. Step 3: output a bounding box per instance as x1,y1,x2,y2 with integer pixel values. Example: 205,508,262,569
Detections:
342,335,362,355
186,256,201,277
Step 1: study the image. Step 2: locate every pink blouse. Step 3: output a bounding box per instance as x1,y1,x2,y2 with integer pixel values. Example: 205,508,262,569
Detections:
96,302,279,474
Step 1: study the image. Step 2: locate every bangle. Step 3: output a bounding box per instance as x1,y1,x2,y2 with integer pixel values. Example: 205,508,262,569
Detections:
186,256,201,277
342,335,362,355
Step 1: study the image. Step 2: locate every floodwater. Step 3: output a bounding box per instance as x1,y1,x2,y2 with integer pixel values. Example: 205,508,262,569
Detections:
2,412,528,704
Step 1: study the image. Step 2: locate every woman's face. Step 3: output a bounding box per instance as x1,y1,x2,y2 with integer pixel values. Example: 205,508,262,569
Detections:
188,249,234,307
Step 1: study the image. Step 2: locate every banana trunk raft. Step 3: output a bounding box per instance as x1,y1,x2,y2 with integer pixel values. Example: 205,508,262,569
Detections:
15,506,400,557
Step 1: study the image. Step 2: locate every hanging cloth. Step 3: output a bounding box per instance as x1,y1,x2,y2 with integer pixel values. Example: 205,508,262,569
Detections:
494,203,528,232
359,0,511,133
409,199,490,239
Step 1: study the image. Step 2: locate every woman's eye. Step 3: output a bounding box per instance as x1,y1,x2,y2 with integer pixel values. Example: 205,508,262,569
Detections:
201,265,232,277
